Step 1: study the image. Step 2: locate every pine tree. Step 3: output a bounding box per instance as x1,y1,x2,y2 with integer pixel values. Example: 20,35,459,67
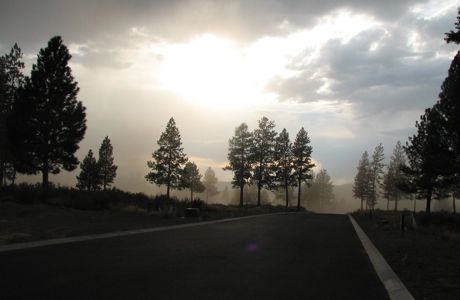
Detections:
438,15,460,198
250,116,277,206
76,149,101,191
382,141,407,211
0,43,24,187
180,162,205,201
224,123,253,207
8,36,86,194
273,128,294,209
292,127,315,210
146,118,187,199
403,106,447,212
353,151,370,211
367,143,385,210
98,136,117,190
445,8,460,44
203,167,219,203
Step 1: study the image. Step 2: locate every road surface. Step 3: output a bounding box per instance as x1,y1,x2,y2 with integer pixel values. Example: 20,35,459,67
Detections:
0,213,388,299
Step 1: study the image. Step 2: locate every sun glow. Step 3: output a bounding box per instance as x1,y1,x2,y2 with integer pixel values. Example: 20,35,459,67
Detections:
157,34,272,109
154,11,377,110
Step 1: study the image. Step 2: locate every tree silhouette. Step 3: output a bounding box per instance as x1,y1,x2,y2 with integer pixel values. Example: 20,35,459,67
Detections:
203,167,219,203
367,143,385,210
353,151,370,211
146,118,187,199
180,161,205,202
77,149,101,191
292,127,315,210
224,123,252,207
8,36,86,194
0,43,24,187
403,106,446,212
273,128,294,209
382,141,407,211
98,136,117,190
438,22,460,198
445,8,460,44
250,116,277,206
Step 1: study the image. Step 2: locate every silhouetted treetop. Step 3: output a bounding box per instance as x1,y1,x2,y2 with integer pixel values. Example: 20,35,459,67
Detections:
446,8,460,44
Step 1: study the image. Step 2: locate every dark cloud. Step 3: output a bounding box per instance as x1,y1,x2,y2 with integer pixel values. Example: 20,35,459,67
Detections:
271,10,456,118
1,0,423,51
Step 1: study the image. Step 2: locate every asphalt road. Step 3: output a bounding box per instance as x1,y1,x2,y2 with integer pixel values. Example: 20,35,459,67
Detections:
0,213,389,299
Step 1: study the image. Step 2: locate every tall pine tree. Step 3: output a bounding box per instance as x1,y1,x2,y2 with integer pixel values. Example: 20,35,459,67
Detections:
292,127,315,210
0,43,24,187
382,141,407,211
146,118,187,199
8,36,86,194
76,149,101,191
439,13,460,198
273,128,294,209
98,136,117,190
353,151,370,211
403,106,446,212
250,116,277,206
367,143,385,210
224,123,253,207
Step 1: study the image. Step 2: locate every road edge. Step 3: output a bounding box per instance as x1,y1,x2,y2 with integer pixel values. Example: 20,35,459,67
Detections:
348,214,414,300
0,212,293,253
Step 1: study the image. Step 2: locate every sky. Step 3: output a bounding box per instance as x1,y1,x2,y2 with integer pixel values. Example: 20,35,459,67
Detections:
0,0,459,194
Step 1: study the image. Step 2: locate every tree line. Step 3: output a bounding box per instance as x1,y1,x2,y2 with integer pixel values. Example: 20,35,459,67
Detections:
144,116,316,209
353,10,460,213
0,36,223,200
353,142,407,211
224,118,315,209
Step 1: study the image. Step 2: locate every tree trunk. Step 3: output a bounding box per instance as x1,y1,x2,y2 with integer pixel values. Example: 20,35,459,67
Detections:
257,183,261,206
0,161,4,188
453,194,456,214
413,196,416,213
166,183,170,200
360,198,363,211
297,178,301,210
395,195,398,211
42,167,49,199
285,185,289,209
190,188,194,202
387,198,389,211
239,184,244,207
426,189,432,213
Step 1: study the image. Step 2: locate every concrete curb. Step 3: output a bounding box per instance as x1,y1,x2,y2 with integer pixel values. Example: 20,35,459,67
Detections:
0,212,292,253
348,214,415,300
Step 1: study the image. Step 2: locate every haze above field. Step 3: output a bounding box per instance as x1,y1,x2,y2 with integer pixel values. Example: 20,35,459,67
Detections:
1,0,458,194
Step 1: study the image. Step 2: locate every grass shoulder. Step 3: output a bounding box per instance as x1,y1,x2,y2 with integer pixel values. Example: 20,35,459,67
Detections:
352,210,460,300
0,183,292,246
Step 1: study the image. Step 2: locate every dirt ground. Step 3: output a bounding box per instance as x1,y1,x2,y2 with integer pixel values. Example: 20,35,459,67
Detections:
354,211,460,300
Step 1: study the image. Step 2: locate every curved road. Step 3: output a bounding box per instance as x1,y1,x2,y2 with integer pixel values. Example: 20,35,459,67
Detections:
0,213,388,299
